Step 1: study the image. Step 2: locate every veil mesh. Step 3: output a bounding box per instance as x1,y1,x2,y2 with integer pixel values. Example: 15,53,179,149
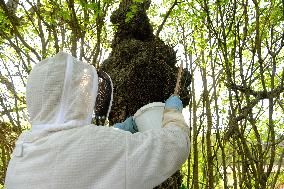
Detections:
93,70,113,125
27,52,98,131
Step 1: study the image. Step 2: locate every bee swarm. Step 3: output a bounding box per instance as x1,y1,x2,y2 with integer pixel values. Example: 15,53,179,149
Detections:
101,1,191,188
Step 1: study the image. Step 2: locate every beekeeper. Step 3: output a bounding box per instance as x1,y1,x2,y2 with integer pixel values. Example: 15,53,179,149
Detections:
5,52,189,189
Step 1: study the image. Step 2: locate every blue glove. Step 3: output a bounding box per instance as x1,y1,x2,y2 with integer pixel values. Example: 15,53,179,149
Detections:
165,95,183,112
114,116,138,134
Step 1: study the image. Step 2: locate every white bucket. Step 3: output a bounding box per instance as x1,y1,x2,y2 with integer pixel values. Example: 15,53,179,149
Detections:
133,102,165,132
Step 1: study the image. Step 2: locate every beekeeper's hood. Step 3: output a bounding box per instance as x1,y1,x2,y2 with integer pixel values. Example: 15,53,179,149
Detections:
26,52,112,132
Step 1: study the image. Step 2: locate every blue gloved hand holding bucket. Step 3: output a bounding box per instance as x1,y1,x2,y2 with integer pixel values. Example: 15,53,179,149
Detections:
114,116,138,134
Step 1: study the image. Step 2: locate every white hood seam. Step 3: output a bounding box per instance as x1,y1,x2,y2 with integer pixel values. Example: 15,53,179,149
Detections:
56,55,73,124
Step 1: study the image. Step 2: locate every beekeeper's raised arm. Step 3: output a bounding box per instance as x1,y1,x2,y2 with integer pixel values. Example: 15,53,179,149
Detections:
115,95,189,188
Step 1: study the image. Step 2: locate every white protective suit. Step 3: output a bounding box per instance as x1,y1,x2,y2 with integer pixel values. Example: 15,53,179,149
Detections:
5,52,189,189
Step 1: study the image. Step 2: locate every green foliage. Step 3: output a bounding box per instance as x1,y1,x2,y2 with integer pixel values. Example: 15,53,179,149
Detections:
0,122,22,185
133,0,145,3
179,184,188,189
125,4,138,23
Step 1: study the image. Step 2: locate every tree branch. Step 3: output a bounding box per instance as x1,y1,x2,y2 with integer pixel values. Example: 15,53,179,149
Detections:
155,0,178,37
0,0,41,60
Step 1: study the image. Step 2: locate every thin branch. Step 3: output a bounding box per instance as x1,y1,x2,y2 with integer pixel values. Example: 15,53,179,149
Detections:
155,0,178,37
0,0,41,60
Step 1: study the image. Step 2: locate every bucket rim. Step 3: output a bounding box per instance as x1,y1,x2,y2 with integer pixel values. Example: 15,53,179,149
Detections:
133,102,165,119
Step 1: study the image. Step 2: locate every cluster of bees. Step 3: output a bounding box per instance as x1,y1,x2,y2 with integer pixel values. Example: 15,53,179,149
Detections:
97,2,192,188
100,0,191,126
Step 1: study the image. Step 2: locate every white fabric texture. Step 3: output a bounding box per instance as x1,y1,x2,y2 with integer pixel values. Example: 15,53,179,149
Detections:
26,51,98,131
5,52,190,189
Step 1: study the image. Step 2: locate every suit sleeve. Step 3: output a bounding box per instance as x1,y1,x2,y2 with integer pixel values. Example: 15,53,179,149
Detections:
125,108,190,189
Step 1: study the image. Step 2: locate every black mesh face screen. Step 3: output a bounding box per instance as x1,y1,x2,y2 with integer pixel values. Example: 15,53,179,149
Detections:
93,70,113,125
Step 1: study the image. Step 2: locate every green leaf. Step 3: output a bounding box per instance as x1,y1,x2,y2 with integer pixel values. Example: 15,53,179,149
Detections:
125,4,138,23
59,10,71,21
133,0,145,3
